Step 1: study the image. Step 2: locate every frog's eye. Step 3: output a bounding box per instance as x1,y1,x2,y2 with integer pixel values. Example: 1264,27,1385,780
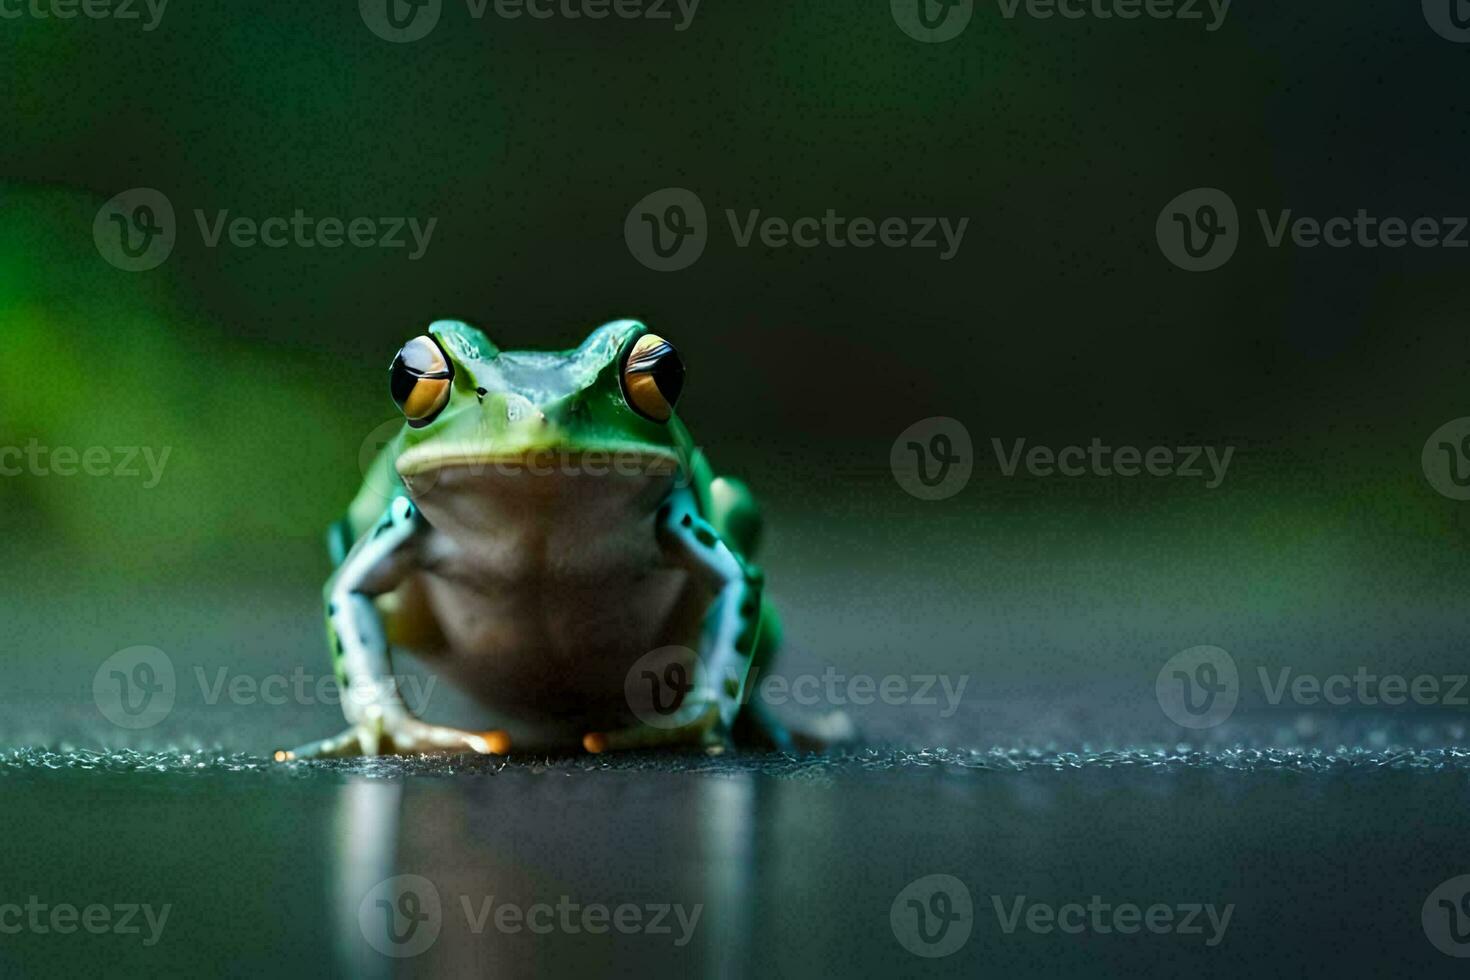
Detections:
620,334,685,423
390,335,454,428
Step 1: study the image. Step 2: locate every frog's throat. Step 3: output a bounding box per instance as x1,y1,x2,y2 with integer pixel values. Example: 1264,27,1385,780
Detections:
395,442,683,479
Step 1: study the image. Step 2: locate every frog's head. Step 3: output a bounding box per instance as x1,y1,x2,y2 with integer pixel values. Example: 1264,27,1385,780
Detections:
388,319,690,494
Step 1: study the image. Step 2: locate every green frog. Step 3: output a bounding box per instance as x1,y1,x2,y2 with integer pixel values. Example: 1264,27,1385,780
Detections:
277,319,788,759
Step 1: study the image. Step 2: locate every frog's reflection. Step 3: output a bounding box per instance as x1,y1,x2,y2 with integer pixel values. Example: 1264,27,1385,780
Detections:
331,778,404,980
329,770,762,978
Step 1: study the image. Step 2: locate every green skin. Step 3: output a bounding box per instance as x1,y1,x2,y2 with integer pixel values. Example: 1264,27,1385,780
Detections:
279,319,782,759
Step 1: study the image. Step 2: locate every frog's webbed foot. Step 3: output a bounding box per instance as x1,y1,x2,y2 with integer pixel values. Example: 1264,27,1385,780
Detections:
274,717,511,761
581,702,727,755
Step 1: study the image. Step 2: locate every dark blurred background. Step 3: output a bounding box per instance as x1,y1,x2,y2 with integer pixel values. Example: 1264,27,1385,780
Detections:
3,1,1470,720
4,4,1470,976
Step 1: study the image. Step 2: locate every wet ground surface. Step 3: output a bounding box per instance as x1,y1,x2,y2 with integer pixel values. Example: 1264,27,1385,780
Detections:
7,560,1470,977
4,737,1470,978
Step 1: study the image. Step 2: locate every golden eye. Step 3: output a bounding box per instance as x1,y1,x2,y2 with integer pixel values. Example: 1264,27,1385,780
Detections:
620,333,684,423
390,335,454,427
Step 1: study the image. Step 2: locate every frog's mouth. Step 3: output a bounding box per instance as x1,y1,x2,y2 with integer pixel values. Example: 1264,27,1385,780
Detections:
395,443,682,482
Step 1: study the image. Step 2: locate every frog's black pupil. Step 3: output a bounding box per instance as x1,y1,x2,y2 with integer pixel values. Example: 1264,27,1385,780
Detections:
650,345,685,406
389,355,418,409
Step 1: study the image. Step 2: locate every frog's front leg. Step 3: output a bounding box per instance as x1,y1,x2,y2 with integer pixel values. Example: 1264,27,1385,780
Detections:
275,497,510,761
582,493,763,754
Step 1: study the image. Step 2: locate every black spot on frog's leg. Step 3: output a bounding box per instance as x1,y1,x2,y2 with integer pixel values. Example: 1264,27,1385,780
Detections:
694,527,716,548
734,617,759,656
724,676,740,698
681,514,693,528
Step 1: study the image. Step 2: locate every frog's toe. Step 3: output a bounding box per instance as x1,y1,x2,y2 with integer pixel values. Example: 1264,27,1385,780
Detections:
274,726,372,761
581,705,725,754
387,720,511,756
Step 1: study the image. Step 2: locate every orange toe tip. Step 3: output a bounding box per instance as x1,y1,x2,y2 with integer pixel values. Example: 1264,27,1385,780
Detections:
583,732,608,754
272,750,294,763
482,730,512,755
